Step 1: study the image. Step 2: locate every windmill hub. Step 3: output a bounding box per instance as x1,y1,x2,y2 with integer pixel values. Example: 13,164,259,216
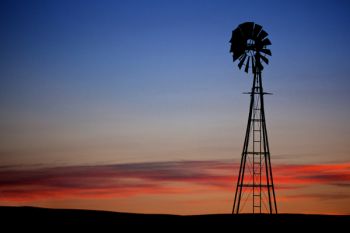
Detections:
246,39,256,56
247,39,255,46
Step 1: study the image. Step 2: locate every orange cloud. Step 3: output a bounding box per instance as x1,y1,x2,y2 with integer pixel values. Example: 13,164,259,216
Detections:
0,160,349,202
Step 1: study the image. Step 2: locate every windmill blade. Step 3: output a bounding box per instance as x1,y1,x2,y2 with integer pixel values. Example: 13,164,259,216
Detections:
236,44,246,57
238,54,247,69
261,38,271,46
231,42,244,60
239,22,254,38
230,30,243,50
230,30,243,45
229,30,236,43
257,30,268,41
230,29,247,60
245,57,250,73
252,23,262,39
260,55,269,64
255,53,260,67
261,48,272,56
251,57,256,73
255,60,264,72
232,52,239,61
233,49,245,61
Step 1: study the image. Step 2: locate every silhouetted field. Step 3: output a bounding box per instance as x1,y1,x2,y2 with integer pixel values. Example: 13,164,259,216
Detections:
0,206,348,230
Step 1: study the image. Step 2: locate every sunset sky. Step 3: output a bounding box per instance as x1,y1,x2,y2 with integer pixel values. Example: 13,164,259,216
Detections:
1,0,350,214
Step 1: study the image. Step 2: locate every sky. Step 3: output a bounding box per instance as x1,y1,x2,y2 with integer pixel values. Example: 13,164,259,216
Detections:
0,0,350,214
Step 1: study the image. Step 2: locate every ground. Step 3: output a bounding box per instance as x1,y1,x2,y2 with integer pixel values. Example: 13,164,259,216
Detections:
0,206,348,231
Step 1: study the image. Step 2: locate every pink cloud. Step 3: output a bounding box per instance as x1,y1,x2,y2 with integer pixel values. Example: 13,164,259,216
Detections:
0,160,349,202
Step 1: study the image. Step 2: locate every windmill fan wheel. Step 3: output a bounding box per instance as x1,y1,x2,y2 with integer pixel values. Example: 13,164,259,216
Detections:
229,22,271,73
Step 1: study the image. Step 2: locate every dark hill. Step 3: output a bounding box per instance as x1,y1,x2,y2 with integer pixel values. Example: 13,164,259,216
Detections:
0,206,348,231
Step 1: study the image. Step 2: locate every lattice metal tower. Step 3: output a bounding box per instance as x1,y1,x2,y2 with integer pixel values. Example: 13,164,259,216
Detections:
229,22,277,214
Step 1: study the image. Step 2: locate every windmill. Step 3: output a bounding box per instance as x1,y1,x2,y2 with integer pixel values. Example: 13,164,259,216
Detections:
229,22,277,214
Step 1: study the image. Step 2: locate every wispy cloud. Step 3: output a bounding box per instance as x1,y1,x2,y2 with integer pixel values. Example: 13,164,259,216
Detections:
284,193,350,201
274,163,350,185
0,160,349,202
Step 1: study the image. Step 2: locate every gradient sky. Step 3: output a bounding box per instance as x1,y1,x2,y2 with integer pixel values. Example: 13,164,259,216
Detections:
0,0,350,214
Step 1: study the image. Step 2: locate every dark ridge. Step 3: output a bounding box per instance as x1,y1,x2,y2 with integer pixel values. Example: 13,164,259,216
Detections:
0,206,348,231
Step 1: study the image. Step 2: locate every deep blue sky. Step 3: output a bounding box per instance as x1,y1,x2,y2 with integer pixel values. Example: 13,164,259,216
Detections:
1,0,350,166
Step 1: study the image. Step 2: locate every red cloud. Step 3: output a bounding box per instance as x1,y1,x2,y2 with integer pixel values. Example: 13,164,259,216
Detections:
274,163,350,185
0,160,349,202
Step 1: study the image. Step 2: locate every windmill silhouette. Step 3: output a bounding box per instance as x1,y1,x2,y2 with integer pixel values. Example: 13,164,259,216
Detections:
229,22,277,214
